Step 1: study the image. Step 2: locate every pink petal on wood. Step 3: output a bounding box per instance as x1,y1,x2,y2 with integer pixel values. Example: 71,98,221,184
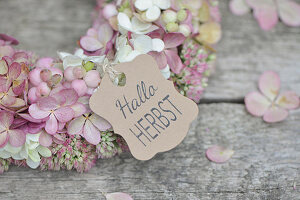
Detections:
39,131,53,147
67,116,85,135
148,51,168,69
8,129,26,147
277,0,300,27
8,62,21,80
45,114,58,135
253,6,278,30
275,91,299,110
80,36,103,52
263,106,288,123
83,120,101,145
259,71,280,101
230,0,251,15
29,104,50,120
0,46,14,57
0,131,9,148
165,49,184,74
54,107,74,123
245,91,271,116
163,33,186,49
206,145,234,163
105,192,133,200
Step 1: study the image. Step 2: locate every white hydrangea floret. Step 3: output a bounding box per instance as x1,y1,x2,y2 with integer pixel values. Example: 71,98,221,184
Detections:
58,49,105,69
134,0,171,22
0,133,52,169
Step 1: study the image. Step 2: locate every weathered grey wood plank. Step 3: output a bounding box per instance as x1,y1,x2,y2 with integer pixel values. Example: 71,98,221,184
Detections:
204,0,300,101
0,104,299,200
1,0,299,101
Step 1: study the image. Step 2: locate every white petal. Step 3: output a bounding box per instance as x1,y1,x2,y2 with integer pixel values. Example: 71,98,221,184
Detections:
125,50,142,62
160,65,171,79
74,49,85,58
26,157,40,169
36,145,52,158
131,16,152,32
19,146,28,159
63,55,83,69
152,38,165,52
145,5,161,21
85,55,105,64
117,13,132,31
4,143,22,154
57,51,72,60
153,0,171,9
134,35,153,54
135,0,153,11
26,133,40,142
116,45,134,63
0,150,11,159
28,149,41,162
12,153,24,160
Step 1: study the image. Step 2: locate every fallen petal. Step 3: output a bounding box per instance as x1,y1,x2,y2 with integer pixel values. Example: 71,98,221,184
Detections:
276,91,299,110
263,106,289,123
106,192,133,200
277,0,300,27
259,71,280,101
245,91,271,116
253,6,278,30
230,0,251,15
206,145,234,163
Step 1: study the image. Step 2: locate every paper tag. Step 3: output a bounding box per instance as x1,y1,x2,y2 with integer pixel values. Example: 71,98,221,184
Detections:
89,55,198,160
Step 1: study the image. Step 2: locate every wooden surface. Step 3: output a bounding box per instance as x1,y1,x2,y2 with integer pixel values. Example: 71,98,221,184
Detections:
0,0,300,199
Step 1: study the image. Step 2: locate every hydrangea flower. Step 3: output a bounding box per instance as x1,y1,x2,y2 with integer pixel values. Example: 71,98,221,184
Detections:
80,23,114,53
245,71,299,123
29,89,86,135
230,0,300,30
0,34,18,58
0,111,26,148
114,34,165,63
0,59,28,109
134,0,171,22
148,30,186,74
68,113,111,145
0,133,52,169
117,13,158,34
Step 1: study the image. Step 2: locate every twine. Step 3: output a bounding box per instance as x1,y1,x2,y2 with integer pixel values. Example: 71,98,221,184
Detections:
97,58,121,83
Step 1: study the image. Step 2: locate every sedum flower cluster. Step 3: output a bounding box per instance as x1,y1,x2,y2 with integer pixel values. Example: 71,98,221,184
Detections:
0,0,220,173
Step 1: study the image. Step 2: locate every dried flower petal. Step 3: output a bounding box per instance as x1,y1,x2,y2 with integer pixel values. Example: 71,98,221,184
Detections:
106,192,133,200
206,146,234,163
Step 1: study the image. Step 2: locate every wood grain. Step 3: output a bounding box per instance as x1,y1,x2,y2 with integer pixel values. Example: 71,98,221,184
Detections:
0,104,299,200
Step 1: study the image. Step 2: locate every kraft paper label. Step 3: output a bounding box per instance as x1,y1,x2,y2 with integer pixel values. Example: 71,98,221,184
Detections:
90,54,198,160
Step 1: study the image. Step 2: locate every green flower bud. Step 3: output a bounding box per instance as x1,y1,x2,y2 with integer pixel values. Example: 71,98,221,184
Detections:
162,10,177,24
166,22,179,32
177,9,188,22
83,61,95,71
